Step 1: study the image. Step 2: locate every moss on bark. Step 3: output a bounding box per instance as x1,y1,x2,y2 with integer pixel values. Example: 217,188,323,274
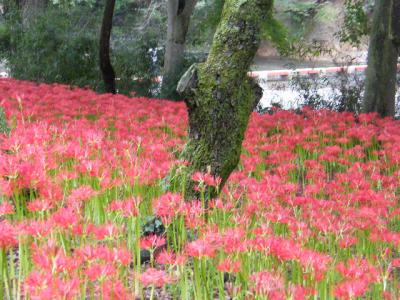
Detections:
175,0,272,200
0,107,9,135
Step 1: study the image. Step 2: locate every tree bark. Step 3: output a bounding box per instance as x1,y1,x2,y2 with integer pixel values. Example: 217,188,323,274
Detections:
161,0,197,99
20,0,47,27
176,0,272,200
99,0,116,94
363,0,400,117
0,107,9,135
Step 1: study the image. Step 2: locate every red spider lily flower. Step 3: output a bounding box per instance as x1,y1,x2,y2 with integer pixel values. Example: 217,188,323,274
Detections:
390,258,400,268
85,263,116,282
218,228,247,254
155,249,187,266
101,279,130,300
250,270,285,298
139,268,174,287
0,178,13,197
191,171,222,187
50,207,80,230
27,198,53,213
0,220,18,249
0,201,14,215
186,239,216,258
334,279,370,299
217,258,241,273
297,249,332,281
108,197,139,217
336,258,379,283
153,192,184,224
140,234,166,250
338,235,358,248
155,249,176,265
67,185,97,208
183,201,205,229
289,285,316,300
86,223,120,240
19,220,52,237
111,247,132,266
25,271,81,300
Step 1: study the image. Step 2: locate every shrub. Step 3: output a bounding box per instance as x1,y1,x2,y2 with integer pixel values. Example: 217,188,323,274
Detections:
289,69,364,114
2,7,102,90
0,4,167,97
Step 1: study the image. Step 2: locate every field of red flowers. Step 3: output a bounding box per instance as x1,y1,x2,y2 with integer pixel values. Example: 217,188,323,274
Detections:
1,78,400,299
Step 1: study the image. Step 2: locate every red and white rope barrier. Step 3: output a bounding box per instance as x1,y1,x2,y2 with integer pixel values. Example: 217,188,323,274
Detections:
250,64,400,81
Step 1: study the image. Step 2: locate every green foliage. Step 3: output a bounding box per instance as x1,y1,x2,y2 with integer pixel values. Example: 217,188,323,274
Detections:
261,11,293,56
141,215,165,236
187,0,225,47
113,33,163,97
264,1,332,58
0,2,166,97
290,69,364,114
283,1,318,28
315,3,341,24
336,0,372,46
2,7,102,89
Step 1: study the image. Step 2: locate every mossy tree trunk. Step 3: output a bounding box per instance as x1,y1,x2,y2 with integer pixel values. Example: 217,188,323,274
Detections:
363,0,400,117
161,0,197,99
0,107,9,135
176,0,271,200
99,0,116,94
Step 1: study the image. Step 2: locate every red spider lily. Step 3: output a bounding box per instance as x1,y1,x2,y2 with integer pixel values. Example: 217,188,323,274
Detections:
289,285,316,300
19,220,52,237
182,200,205,229
250,270,285,298
140,234,166,250
25,271,81,300
0,201,14,215
192,171,222,187
50,207,80,230
155,249,176,265
4,77,400,298
153,192,184,224
156,250,187,266
217,258,241,273
186,239,216,258
86,223,121,240
67,185,97,208
0,220,18,249
336,258,379,283
108,197,139,217
85,263,117,281
218,227,247,254
139,268,174,287
338,235,358,248
27,198,53,213
100,279,130,300
334,279,370,299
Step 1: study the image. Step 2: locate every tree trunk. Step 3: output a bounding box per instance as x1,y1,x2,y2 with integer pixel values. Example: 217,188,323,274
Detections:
99,0,116,94
0,107,9,135
161,0,197,99
20,0,47,27
176,0,272,200
363,0,400,117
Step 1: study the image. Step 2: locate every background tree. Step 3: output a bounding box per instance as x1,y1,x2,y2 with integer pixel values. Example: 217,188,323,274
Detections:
363,0,399,117
175,0,272,199
20,0,48,27
161,0,197,99
99,0,116,94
